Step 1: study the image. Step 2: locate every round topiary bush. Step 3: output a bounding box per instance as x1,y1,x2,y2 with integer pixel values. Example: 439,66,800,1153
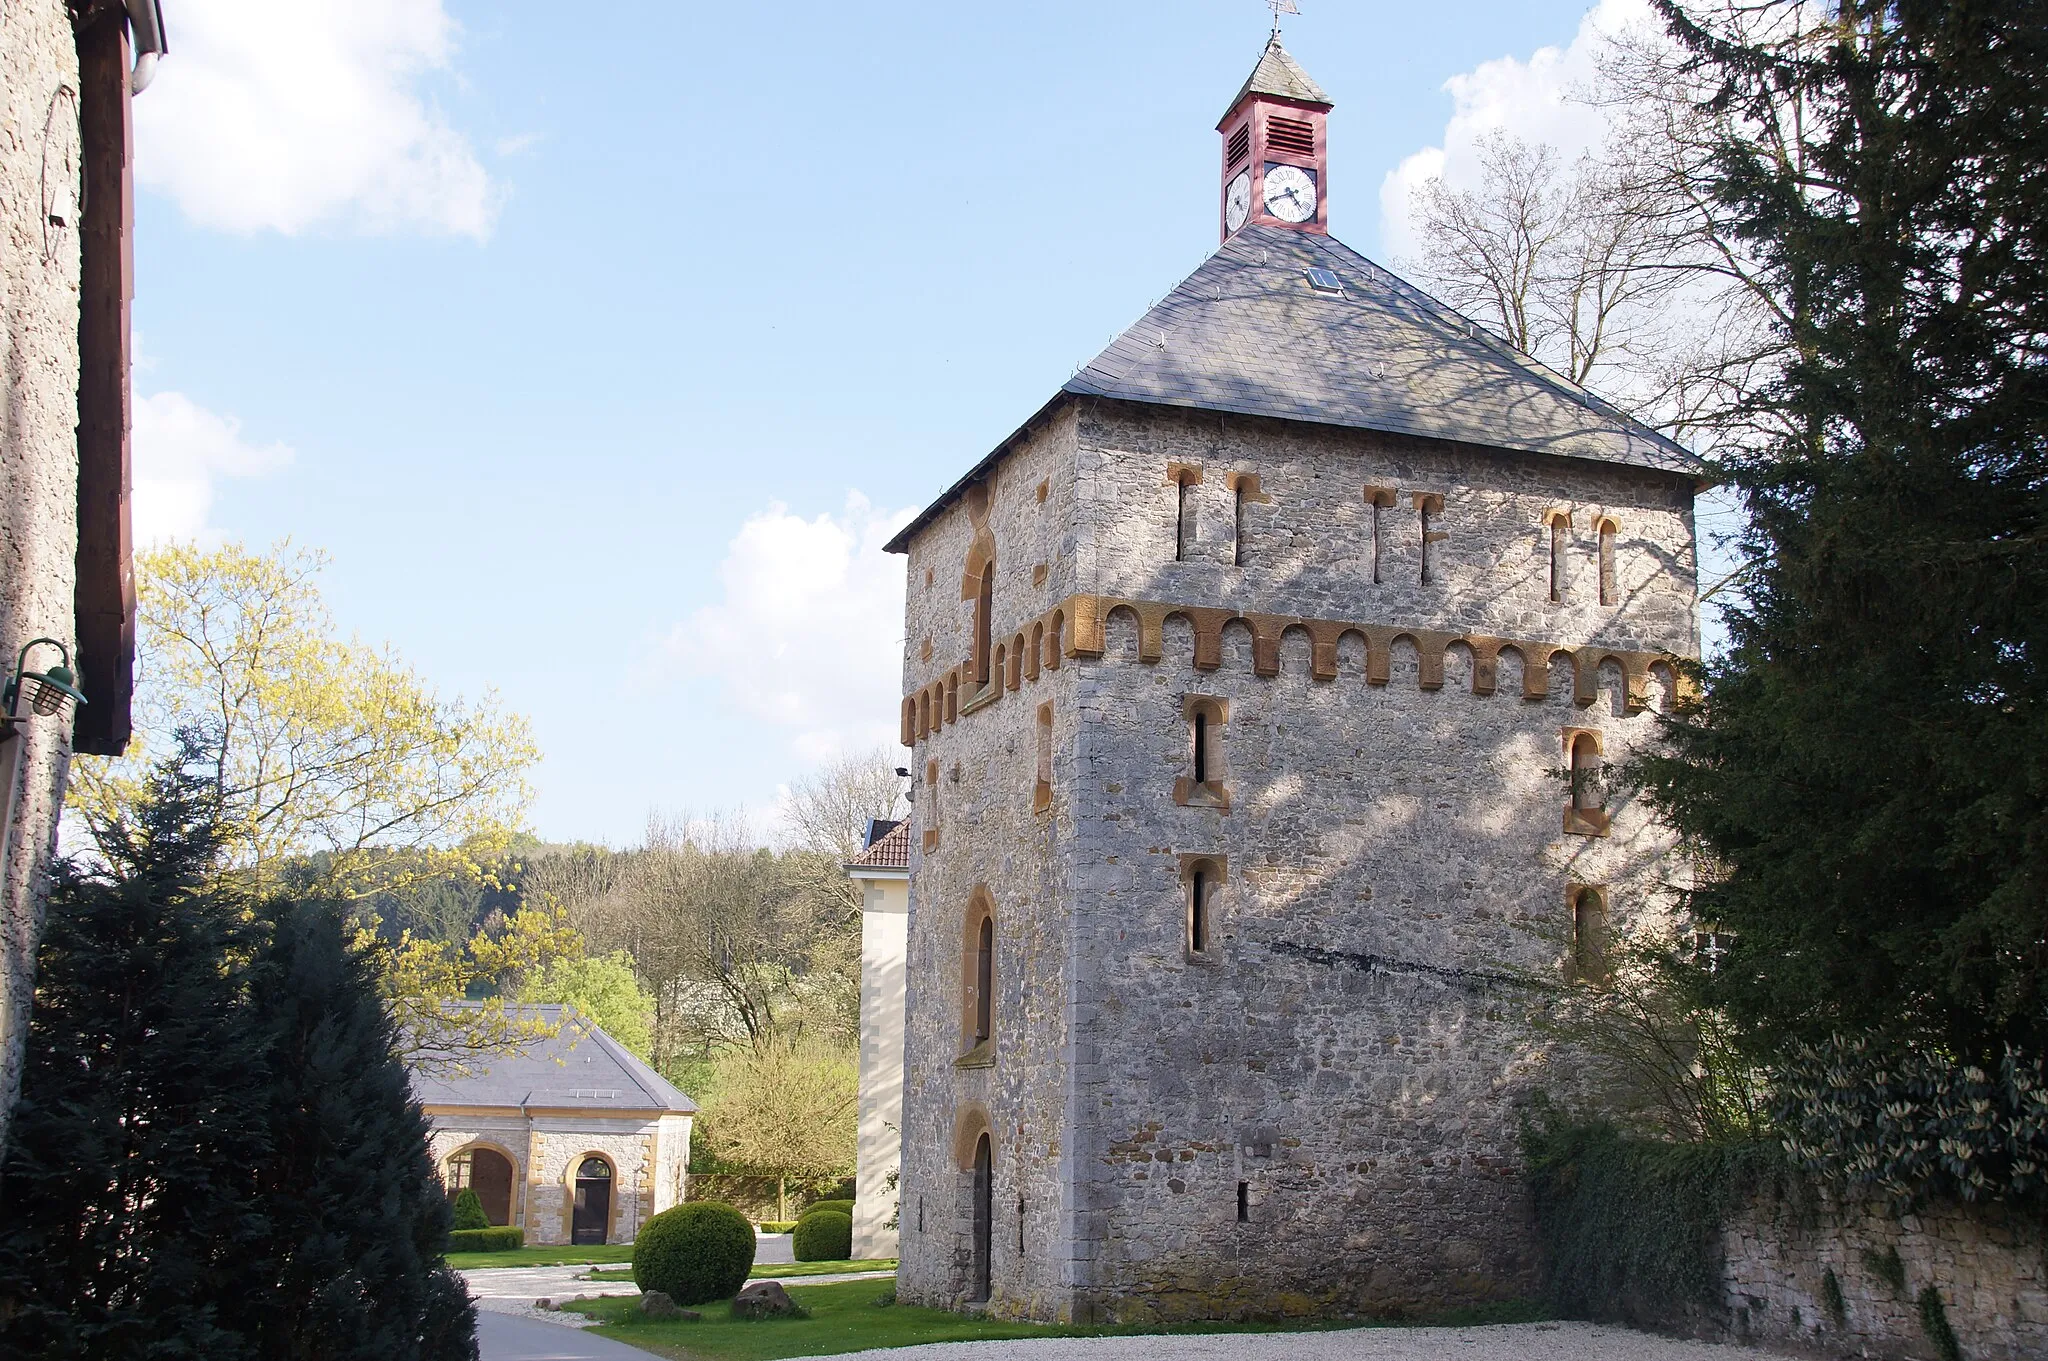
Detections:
450,1187,489,1231
792,1209,852,1262
633,1202,757,1305
805,1199,854,1221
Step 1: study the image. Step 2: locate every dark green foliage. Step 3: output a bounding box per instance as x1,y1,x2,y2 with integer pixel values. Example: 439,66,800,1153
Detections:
451,1188,490,1232
1866,1243,1908,1294
804,1199,854,1221
1820,1267,1847,1327
239,898,476,1359
447,1228,524,1253
792,1210,853,1262
0,747,269,1358
1522,1114,1782,1326
1918,1284,1962,1361
0,747,476,1360
1637,2,2048,1069
633,1202,757,1304
1778,1037,2048,1204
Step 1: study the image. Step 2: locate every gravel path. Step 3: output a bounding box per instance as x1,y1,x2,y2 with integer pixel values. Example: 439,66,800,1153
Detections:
812,1326,1797,1361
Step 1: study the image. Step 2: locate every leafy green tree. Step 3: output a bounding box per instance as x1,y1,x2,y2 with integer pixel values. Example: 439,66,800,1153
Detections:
0,744,268,1358
513,951,656,1058
702,1039,857,1222
241,898,475,1360
1639,0,2048,1066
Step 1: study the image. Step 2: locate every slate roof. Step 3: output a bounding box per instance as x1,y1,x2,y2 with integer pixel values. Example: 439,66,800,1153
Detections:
846,819,909,872
409,1005,696,1115
1225,37,1329,116
886,225,1699,554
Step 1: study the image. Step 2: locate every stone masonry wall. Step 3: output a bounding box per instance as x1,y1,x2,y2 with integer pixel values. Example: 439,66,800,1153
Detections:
427,1114,685,1245
0,1,84,1153
896,396,1700,1323
898,410,1085,1320
1719,1191,2048,1361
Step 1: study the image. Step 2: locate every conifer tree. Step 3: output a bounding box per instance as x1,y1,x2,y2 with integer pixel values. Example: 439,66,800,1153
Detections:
1641,1,2048,1065
0,744,268,1358
241,897,476,1361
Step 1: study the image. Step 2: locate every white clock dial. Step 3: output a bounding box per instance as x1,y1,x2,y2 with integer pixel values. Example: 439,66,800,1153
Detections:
1263,164,1318,224
1224,171,1252,233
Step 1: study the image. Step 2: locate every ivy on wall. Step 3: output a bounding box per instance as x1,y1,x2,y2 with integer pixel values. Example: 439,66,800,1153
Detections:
1521,1111,1785,1326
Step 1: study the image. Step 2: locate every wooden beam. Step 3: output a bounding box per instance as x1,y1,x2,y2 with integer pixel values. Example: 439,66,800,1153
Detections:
71,4,135,757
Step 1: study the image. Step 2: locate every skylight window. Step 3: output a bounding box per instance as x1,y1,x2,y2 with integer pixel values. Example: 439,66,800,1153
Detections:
1305,267,1344,295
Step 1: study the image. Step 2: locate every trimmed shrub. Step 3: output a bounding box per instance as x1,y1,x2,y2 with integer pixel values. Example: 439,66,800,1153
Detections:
792,1210,852,1263
448,1227,524,1253
450,1188,489,1231
805,1199,854,1221
634,1202,756,1305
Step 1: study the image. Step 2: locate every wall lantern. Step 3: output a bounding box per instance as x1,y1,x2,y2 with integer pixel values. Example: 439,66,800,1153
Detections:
4,639,87,724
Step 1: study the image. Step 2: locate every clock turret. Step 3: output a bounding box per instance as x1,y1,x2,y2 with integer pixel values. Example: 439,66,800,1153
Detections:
1217,36,1332,241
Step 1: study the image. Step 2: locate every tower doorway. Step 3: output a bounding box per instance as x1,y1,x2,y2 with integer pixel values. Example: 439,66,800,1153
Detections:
572,1157,613,1245
970,1134,993,1302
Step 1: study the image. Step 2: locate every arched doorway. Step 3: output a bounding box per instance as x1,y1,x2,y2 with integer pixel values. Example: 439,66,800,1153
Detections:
446,1146,514,1227
572,1156,613,1245
970,1134,992,1303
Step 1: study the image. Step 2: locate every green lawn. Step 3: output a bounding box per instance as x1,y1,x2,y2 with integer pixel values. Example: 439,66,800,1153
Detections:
565,1279,1549,1361
449,1244,639,1270
585,1259,896,1283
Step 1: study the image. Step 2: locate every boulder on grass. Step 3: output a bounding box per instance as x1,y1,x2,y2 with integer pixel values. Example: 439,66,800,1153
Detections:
640,1290,700,1320
731,1280,803,1320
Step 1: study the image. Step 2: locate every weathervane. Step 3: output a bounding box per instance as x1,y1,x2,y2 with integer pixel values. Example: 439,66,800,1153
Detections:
1268,0,1300,38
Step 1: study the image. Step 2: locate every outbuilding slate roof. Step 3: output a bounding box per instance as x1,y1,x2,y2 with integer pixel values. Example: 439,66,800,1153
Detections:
1225,36,1330,115
885,225,1699,554
409,1005,696,1115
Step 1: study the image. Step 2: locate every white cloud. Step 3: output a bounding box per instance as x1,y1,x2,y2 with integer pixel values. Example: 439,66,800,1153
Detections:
134,0,496,238
667,494,914,764
132,391,293,543
1379,0,1654,261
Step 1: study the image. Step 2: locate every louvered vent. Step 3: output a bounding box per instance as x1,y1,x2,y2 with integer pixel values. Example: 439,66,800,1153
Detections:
1226,125,1251,168
1269,117,1316,156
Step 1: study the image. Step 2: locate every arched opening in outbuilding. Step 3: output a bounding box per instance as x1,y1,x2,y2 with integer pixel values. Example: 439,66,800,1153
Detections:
572,1155,614,1245
446,1145,514,1227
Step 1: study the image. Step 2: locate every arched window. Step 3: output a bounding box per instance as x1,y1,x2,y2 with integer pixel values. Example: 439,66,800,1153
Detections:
1572,887,1610,984
1564,729,1610,835
1597,517,1619,605
974,915,994,1045
974,562,995,687
1545,509,1571,603
960,890,996,1056
1167,463,1202,562
1192,711,1209,784
1179,855,1225,957
1189,868,1211,953
1176,696,1229,809
1033,702,1053,813
1233,482,1247,565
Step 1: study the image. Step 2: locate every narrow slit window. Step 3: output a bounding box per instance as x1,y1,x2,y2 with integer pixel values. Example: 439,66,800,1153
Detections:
1034,703,1053,812
1233,484,1247,566
1192,711,1209,784
1175,476,1192,562
1371,499,1382,584
1573,888,1610,984
1237,1182,1249,1222
974,914,994,1045
1571,733,1602,813
1189,870,1209,953
1598,520,1617,605
974,563,995,686
1550,519,1566,603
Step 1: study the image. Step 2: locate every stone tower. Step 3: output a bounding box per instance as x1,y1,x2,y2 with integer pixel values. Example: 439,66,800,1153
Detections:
886,37,1700,1324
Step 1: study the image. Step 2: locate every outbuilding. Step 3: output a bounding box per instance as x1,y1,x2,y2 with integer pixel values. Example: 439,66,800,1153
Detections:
413,1006,695,1247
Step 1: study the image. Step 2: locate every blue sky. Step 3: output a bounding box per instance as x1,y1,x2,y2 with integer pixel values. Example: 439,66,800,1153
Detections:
129,0,1651,845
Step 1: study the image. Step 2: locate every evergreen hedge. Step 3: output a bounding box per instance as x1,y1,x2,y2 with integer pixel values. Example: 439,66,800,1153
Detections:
447,1229,524,1253
633,1202,755,1305
792,1210,853,1262
450,1189,490,1232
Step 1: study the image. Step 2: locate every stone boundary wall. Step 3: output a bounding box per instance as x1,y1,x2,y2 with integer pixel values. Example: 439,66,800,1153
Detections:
1719,1191,2047,1359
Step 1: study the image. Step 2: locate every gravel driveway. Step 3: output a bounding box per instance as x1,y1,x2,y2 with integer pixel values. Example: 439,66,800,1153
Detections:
813,1325,1797,1361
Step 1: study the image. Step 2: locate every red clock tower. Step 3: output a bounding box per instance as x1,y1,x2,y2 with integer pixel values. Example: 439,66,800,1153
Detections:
1217,37,1332,241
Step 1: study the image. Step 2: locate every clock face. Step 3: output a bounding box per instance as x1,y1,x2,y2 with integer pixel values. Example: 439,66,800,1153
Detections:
1263,164,1318,223
1224,171,1252,233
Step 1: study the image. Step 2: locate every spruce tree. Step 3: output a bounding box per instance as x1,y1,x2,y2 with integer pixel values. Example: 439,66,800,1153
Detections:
1641,1,2048,1065
241,897,476,1361
0,748,267,1359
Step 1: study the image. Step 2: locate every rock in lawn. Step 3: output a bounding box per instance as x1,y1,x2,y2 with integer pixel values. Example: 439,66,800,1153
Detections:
731,1280,802,1320
535,1298,552,1311
643,1291,702,1320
